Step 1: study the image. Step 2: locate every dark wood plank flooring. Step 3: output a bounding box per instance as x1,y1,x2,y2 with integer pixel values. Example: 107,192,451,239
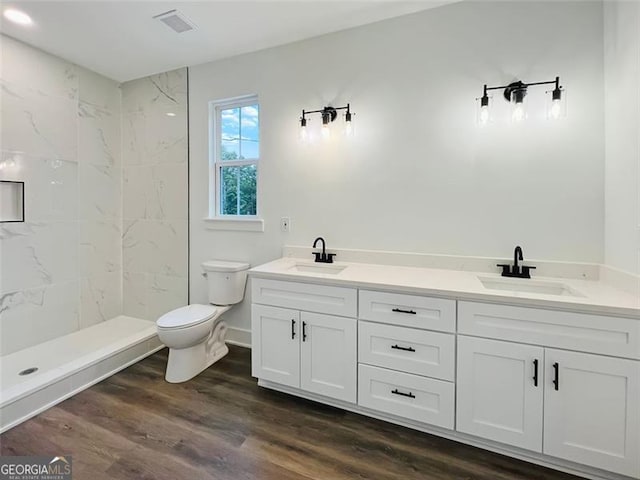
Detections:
0,346,584,480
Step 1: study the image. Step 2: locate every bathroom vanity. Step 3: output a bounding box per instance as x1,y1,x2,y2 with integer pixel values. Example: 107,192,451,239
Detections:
249,257,640,480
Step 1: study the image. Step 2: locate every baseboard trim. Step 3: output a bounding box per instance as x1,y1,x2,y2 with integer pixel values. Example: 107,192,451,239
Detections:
226,327,251,348
258,379,636,480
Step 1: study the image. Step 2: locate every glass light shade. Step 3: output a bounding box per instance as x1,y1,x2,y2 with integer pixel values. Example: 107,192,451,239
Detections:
477,96,491,126
547,89,567,120
321,122,331,140
299,124,308,142
345,119,354,137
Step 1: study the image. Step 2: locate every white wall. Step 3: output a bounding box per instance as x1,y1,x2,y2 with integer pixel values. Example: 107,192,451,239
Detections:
0,35,122,354
603,1,640,276
189,1,606,333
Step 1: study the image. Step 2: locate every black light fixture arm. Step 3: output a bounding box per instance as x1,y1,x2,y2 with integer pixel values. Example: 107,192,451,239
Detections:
481,76,562,102
300,104,351,124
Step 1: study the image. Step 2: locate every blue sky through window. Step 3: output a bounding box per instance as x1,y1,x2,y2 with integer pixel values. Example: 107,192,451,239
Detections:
221,104,259,159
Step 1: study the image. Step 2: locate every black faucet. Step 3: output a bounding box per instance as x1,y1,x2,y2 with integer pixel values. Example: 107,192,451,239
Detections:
497,245,536,279
312,237,336,264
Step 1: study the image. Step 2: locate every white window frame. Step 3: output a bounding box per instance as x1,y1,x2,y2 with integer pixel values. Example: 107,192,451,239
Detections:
206,94,263,231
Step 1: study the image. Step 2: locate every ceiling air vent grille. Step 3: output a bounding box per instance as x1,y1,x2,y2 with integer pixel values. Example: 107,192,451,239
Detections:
153,9,196,33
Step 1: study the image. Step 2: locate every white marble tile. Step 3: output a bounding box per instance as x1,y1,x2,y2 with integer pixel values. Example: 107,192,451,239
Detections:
122,219,148,274
122,113,145,166
0,152,78,222
79,163,121,220
78,102,121,167
79,220,121,277
0,34,78,100
80,272,122,328
121,271,187,321
122,219,187,277
0,222,79,294
76,66,121,112
0,281,80,355
147,274,188,320
0,80,78,162
122,111,187,166
123,163,187,220
122,271,147,319
121,68,187,115
144,111,188,164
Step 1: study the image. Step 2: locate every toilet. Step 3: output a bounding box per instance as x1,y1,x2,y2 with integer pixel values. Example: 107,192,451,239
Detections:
156,260,249,383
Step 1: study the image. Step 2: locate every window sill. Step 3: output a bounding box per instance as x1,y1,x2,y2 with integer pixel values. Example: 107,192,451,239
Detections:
203,217,264,232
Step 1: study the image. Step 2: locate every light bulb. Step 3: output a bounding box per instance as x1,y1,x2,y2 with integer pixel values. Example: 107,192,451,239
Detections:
299,125,308,142
344,109,354,137
550,99,561,120
345,119,353,137
512,103,525,123
479,105,490,125
321,123,331,140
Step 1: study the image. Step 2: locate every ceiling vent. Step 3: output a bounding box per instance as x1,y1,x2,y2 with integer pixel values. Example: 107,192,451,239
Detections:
153,9,196,33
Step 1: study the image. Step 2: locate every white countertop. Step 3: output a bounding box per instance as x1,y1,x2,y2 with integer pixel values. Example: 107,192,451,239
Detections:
249,257,640,318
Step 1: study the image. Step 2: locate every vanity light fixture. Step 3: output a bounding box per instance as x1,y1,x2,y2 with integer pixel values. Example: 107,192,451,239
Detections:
299,104,354,141
477,76,564,124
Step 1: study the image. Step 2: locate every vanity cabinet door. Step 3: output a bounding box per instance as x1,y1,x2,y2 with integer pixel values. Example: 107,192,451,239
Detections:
543,349,640,478
456,336,544,452
251,305,300,388
300,312,357,403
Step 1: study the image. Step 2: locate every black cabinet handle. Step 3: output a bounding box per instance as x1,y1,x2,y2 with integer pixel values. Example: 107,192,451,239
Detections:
391,344,416,352
552,362,559,390
391,389,415,399
302,321,307,342
533,359,539,387
291,319,296,340
392,308,416,315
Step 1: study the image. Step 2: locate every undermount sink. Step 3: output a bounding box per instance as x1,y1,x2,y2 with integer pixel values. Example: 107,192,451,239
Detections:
288,262,347,275
479,276,584,297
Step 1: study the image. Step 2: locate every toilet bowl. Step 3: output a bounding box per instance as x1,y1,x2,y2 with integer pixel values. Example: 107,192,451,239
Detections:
156,260,249,383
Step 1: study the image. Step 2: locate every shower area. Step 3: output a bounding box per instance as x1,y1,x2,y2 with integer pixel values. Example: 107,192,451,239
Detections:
0,36,188,431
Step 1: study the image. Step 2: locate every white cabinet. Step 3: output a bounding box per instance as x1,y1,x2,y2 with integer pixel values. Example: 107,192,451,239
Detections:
251,305,300,388
300,312,357,402
251,304,357,403
456,336,544,452
359,290,456,332
543,349,640,478
358,364,454,429
457,336,640,478
359,321,455,381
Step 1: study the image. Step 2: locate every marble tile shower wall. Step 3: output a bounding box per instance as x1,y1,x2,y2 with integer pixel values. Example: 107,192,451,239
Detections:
0,36,122,355
121,68,188,321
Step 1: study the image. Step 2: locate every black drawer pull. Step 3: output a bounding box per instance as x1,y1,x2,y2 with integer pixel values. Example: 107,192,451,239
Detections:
533,359,539,387
391,389,415,399
392,308,416,315
302,321,307,342
552,362,559,391
391,344,416,352
291,319,296,340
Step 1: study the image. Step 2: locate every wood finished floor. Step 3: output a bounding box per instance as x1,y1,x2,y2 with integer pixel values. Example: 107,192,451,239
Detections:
0,346,584,480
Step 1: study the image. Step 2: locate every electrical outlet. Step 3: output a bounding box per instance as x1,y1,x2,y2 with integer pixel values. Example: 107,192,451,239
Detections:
280,217,290,232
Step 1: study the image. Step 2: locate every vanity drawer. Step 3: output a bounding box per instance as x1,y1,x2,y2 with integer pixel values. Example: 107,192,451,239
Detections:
359,290,455,332
358,364,454,429
359,321,454,381
252,278,357,317
458,301,640,359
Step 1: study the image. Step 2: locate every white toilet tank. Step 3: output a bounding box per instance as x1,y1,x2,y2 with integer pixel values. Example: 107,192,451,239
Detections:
202,260,250,306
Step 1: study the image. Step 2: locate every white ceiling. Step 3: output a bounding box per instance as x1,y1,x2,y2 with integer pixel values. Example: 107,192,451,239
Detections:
0,1,457,82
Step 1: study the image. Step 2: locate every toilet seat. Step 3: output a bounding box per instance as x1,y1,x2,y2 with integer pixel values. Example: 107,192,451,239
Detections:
157,304,217,330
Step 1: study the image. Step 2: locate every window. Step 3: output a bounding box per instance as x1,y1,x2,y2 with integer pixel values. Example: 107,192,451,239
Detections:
210,96,259,218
